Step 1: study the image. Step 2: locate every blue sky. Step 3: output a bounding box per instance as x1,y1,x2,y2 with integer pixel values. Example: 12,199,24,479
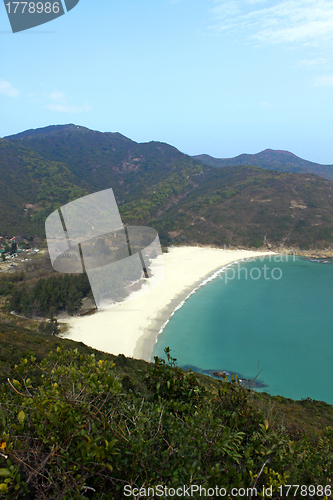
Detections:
1,0,333,163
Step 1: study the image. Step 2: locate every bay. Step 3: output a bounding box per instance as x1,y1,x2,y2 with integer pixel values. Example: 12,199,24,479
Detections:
152,256,333,404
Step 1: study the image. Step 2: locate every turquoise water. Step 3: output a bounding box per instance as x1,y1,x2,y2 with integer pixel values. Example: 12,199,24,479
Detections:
152,256,333,404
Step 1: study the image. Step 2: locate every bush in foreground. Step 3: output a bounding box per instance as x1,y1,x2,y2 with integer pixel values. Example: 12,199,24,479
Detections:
0,347,332,499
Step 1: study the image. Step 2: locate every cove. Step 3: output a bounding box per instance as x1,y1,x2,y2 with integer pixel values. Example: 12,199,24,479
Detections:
152,256,333,405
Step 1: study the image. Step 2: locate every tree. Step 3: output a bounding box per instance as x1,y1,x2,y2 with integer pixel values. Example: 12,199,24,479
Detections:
39,313,60,335
10,241,17,255
65,285,82,315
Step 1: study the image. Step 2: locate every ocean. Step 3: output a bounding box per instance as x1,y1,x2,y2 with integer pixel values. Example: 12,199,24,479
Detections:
151,255,333,405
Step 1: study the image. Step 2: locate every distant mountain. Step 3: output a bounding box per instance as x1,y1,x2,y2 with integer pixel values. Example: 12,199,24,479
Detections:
5,124,205,204
194,149,333,181
2,125,333,250
3,125,209,237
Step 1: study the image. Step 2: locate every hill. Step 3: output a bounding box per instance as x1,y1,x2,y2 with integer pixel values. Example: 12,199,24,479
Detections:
4,125,208,242
2,125,333,250
194,149,333,181
5,124,206,205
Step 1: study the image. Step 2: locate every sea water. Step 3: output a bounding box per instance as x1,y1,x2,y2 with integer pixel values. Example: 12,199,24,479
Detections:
152,256,333,405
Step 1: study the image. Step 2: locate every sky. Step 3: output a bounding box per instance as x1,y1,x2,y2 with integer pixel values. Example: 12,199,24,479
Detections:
1,0,333,164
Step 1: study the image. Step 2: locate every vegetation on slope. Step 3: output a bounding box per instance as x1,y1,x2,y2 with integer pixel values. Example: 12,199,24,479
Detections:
151,166,333,249
0,334,332,499
0,139,88,237
0,250,95,320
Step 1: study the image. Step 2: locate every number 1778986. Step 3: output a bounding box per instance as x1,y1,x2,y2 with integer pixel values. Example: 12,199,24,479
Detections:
5,2,60,14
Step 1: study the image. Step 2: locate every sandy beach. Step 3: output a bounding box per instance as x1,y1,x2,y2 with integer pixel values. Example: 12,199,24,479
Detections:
63,246,276,361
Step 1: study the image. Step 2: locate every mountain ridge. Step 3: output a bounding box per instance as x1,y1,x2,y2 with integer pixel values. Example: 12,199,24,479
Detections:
2,124,333,250
193,149,333,180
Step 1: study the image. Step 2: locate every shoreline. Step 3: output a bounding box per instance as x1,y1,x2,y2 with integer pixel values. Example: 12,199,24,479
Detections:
132,257,258,361
62,246,277,361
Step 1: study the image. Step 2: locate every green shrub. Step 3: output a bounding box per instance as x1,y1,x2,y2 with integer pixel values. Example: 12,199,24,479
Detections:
0,347,332,499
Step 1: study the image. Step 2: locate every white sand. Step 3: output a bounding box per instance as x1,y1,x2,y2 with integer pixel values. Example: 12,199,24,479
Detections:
63,246,276,361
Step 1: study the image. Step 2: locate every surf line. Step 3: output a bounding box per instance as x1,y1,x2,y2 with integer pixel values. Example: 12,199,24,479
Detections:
150,257,255,358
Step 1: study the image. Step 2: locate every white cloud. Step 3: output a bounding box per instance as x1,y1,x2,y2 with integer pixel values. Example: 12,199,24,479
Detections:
48,90,67,102
0,80,20,97
210,0,333,46
45,89,91,113
46,103,92,113
296,57,328,67
211,1,242,19
314,76,333,85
